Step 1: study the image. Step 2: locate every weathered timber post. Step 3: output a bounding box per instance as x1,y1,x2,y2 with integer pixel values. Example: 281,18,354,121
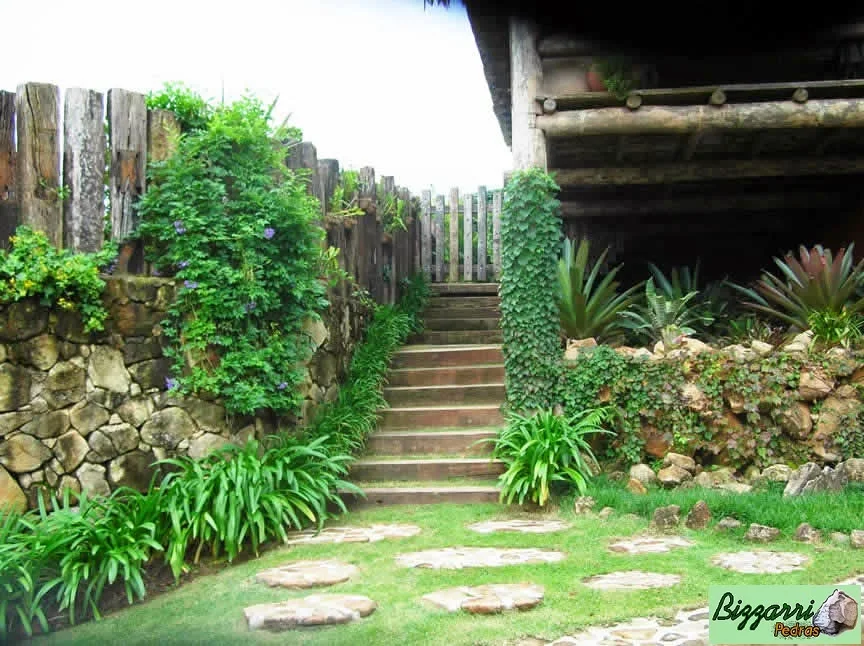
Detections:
0,92,16,250
144,109,180,274
421,190,432,280
509,17,547,170
16,83,62,247
382,175,396,303
463,192,473,281
434,193,445,283
492,189,503,280
63,89,107,253
317,159,340,215
448,187,459,283
477,185,488,281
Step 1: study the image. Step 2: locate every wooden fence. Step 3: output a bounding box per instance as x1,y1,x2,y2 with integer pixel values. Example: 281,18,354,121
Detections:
0,82,501,308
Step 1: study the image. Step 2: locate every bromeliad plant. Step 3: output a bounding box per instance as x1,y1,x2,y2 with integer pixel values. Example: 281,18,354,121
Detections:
648,261,726,333
620,277,702,346
558,237,641,343
490,407,613,506
729,244,864,331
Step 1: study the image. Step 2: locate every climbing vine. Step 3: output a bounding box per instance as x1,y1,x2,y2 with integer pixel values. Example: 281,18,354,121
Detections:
499,169,564,412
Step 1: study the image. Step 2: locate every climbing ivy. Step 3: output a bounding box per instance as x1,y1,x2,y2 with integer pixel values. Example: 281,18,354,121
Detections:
499,169,564,412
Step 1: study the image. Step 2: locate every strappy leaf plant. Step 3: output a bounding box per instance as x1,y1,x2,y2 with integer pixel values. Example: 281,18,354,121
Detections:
620,277,701,346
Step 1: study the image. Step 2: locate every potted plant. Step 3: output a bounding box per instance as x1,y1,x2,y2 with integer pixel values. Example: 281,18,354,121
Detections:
586,57,637,99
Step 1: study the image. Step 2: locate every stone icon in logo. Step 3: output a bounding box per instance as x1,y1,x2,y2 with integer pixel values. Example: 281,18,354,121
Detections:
812,588,859,636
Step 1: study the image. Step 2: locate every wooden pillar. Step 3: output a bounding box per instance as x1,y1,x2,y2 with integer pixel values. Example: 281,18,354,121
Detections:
421,190,432,280
0,91,16,250
463,192,473,281
448,187,459,283
434,193,445,283
477,185,488,281
509,17,547,171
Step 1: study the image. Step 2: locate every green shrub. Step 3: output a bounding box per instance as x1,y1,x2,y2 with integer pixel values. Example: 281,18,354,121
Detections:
500,169,564,411
0,227,117,332
557,237,640,342
491,408,612,506
137,95,328,416
729,244,864,330
620,277,702,346
145,82,213,133
808,308,863,348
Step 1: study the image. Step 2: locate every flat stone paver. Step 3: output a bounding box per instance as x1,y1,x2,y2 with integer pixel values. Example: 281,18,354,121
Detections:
607,535,695,554
549,607,709,645
243,594,376,631
396,547,565,569
837,573,864,588
711,550,810,574
582,570,681,590
255,560,359,589
422,583,544,614
284,524,421,545
467,519,569,534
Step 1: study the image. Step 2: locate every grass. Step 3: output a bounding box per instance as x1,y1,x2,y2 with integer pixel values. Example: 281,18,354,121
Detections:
31,495,864,646
586,477,864,533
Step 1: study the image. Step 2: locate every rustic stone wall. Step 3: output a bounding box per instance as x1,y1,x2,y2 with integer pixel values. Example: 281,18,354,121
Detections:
0,277,371,511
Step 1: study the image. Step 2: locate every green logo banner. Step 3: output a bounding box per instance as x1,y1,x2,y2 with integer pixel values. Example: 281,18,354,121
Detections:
709,585,861,644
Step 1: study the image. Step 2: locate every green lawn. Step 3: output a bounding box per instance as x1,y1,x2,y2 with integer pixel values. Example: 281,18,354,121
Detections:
32,492,864,646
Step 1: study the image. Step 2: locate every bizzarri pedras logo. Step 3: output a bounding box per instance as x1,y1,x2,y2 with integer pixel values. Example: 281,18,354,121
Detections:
708,585,861,644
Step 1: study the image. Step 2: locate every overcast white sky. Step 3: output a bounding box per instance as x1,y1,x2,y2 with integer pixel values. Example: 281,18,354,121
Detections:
1,0,511,195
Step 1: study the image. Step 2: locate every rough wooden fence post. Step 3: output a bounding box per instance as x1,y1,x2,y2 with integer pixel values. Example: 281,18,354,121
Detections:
381,175,396,304
463,192,473,281
477,185,488,281
493,189,503,279
412,193,421,274
16,83,61,247
108,89,147,272
317,159,340,215
448,187,459,282
0,91,16,250
359,166,380,300
145,109,180,274
421,190,432,280
63,88,107,253
397,187,412,297
434,193,445,283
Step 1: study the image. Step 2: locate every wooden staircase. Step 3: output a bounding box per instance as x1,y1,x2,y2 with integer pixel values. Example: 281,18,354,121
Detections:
344,283,506,506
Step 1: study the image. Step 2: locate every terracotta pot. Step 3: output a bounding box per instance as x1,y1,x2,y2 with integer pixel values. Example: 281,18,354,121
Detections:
586,66,606,92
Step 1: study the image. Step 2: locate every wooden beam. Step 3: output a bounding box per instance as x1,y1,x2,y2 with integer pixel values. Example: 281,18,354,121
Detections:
551,157,864,186
510,17,546,170
537,98,864,138
679,131,705,161
560,190,854,217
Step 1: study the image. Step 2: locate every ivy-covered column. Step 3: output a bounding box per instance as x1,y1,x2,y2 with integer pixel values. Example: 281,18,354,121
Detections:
499,169,563,412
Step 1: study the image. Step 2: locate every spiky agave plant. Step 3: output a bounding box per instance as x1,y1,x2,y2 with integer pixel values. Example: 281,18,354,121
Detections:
728,244,864,330
557,238,641,342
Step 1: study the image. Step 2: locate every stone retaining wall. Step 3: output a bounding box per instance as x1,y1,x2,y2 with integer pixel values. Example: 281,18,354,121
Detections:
0,277,371,511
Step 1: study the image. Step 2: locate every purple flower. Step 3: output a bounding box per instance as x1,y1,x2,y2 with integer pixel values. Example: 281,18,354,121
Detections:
178,261,190,269
278,382,287,390
184,280,198,290
244,302,256,312
152,267,161,276
173,220,186,235
263,227,275,240
165,377,178,390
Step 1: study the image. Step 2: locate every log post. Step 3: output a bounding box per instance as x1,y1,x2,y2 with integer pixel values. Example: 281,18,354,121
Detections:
449,187,459,282
463,192,473,281
477,186,488,281
0,91,16,250
63,88,107,253
421,190,432,280
16,83,62,248
509,17,547,170
382,175,396,303
434,193,445,283
492,190,503,280
144,109,180,273
793,88,809,103
709,89,727,106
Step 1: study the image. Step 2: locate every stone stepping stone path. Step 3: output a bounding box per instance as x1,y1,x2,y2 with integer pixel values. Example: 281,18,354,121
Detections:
243,594,377,631
467,519,569,534
607,535,695,554
582,570,681,591
423,583,544,614
549,607,710,645
396,547,565,569
711,550,809,574
255,560,359,589
837,573,864,589
284,524,421,545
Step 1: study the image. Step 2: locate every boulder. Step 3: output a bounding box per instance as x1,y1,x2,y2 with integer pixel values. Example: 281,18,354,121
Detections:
0,411,34,439
53,431,90,473
14,335,59,371
777,403,812,439
614,346,653,360
784,462,848,497
0,434,52,473
716,517,742,531
301,315,330,352
812,396,859,461
0,364,31,412
43,360,86,409
694,471,715,488
101,423,140,454
188,433,230,460
750,340,774,356
831,532,851,545
695,467,734,488
108,451,157,491
87,430,119,462
761,464,793,483
573,496,595,515
662,452,697,473
723,344,758,362
744,523,780,542
681,383,709,413
140,408,197,449
69,400,110,435
106,301,161,337
726,392,745,414
651,505,680,531
598,507,614,519
743,465,762,482
681,338,713,355
716,482,753,494
128,358,173,390
640,424,672,458
629,463,657,486
88,347,131,394
121,337,165,365
176,398,227,433
0,464,26,512
685,500,712,530
784,330,813,353
116,397,155,428
658,464,692,488
565,338,597,359
0,301,48,342
851,530,864,549
794,523,821,543
813,589,859,635
75,462,110,497
798,369,834,401
842,458,864,483
19,410,70,439
626,477,647,495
